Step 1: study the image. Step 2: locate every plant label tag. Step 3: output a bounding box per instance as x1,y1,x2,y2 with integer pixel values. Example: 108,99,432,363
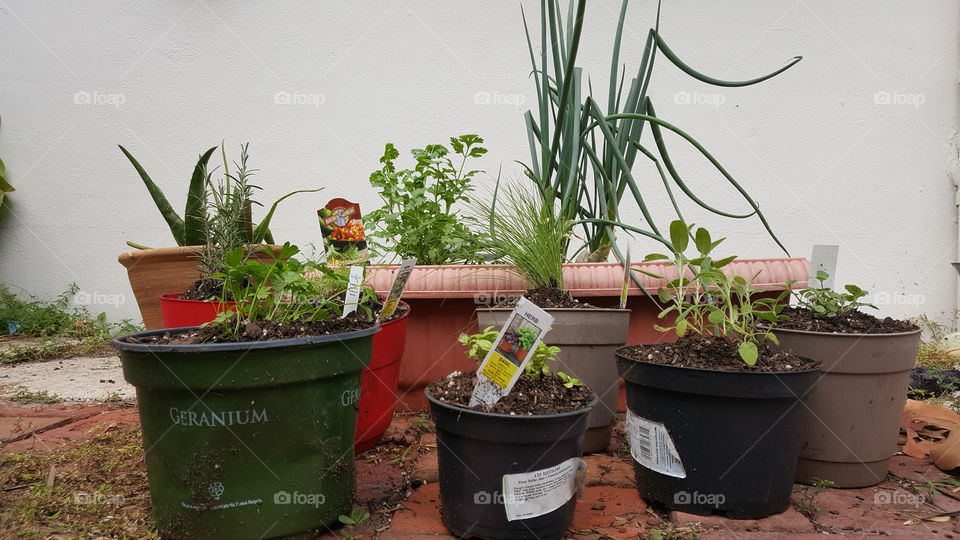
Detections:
342,265,365,317
619,247,631,309
501,457,585,521
626,410,686,478
379,258,416,320
468,297,554,407
809,245,839,289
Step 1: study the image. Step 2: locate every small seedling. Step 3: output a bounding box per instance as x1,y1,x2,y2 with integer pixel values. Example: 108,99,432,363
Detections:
788,270,876,319
557,371,582,388
338,508,370,540
411,412,434,433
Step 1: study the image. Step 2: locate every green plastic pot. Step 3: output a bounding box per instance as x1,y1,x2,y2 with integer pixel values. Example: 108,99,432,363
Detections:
112,325,379,539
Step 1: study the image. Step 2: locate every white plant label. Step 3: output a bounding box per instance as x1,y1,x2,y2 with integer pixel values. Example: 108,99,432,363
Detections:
626,410,686,478
342,265,365,317
379,258,416,320
619,247,631,309
501,457,585,521
809,245,839,290
469,297,554,407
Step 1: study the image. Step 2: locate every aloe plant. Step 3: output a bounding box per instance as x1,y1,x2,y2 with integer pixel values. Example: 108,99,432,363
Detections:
521,0,801,262
119,144,320,249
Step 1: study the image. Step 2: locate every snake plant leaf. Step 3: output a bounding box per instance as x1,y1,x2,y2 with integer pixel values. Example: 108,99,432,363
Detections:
182,146,218,246
119,145,187,246
250,188,323,244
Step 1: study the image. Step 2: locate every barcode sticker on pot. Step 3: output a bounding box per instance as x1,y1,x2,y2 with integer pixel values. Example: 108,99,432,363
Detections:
501,457,585,521
626,410,686,478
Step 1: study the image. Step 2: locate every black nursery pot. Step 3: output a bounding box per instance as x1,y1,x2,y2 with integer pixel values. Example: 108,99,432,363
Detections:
616,347,819,519
426,389,596,540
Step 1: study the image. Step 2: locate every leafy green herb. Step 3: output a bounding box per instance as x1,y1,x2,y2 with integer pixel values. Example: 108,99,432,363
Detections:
210,243,378,338
515,326,538,350
787,271,876,319
364,135,489,265
557,372,582,388
644,220,788,366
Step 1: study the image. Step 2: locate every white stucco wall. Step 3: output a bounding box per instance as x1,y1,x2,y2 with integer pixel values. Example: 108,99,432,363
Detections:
0,1,957,325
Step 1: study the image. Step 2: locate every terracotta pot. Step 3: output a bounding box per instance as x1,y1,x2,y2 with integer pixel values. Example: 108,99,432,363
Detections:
118,246,205,330
119,245,282,330
772,326,921,488
478,307,631,453
366,259,809,411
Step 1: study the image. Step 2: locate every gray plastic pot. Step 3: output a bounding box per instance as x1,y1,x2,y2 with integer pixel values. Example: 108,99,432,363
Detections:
477,307,630,453
772,327,921,487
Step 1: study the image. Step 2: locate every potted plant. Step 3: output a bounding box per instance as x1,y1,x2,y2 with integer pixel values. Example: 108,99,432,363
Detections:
365,0,809,410
475,184,630,453
112,243,379,538
771,271,921,487
616,221,820,518
428,324,595,539
117,143,318,329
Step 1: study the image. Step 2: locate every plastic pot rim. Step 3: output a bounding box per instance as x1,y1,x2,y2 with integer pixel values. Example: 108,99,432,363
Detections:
425,386,598,422
615,345,822,377
111,324,381,354
767,325,922,339
477,306,632,314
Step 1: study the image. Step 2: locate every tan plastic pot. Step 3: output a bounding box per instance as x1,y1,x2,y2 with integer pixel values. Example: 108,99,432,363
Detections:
118,245,283,330
477,307,630,454
772,327,921,487
118,246,205,330
366,259,809,411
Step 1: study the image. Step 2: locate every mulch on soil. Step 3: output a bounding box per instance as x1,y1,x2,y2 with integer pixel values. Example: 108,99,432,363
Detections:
618,334,819,372
427,371,596,415
777,306,918,334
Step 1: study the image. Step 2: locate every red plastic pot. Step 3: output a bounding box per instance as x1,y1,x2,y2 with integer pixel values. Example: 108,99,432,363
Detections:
159,293,410,453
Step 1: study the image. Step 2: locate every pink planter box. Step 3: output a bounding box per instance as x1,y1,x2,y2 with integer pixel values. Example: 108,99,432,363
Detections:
367,259,809,411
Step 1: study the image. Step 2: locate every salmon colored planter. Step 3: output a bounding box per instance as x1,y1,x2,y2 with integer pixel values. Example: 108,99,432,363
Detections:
158,293,411,453
366,259,810,411
119,245,282,330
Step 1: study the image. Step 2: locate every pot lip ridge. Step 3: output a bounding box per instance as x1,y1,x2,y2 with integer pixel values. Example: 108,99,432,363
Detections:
159,294,412,325
112,324,381,353
767,325,922,338
424,386,599,421
477,306,632,314
615,344,822,376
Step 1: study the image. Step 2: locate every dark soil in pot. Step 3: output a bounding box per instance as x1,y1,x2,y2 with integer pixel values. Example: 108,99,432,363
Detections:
121,314,376,343
617,335,819,519
777,306,918,334
179,277,228,301
426,372,596,539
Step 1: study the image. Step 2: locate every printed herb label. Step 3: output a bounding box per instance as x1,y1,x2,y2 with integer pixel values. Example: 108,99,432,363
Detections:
469,297,554,406
380,258,416,320
626,410,686,478
342,265,365,317
501,457,585,521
